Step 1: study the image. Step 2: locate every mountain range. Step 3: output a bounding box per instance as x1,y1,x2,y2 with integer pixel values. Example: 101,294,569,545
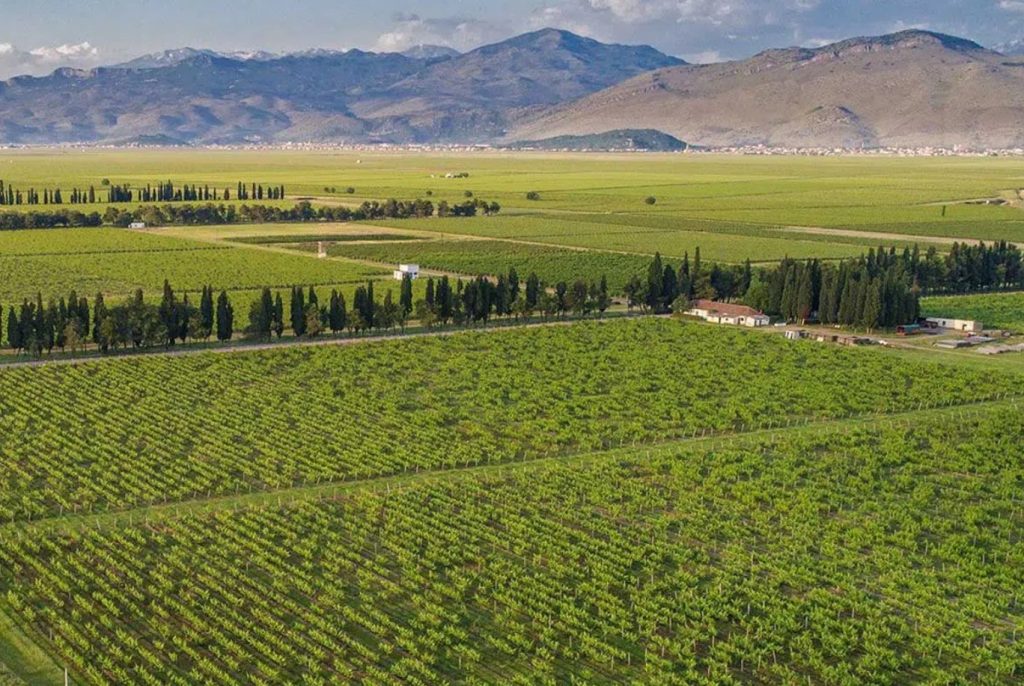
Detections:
1,28,1023,148
510,31,1024,149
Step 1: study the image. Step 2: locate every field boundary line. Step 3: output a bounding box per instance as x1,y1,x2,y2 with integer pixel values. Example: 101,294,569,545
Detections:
4,396,1018,537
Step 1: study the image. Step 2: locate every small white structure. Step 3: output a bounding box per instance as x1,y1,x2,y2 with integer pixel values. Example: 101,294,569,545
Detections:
394,264,420,281
317,241,328,259
687,299,770,328
129,222,146,229
925,317,983,334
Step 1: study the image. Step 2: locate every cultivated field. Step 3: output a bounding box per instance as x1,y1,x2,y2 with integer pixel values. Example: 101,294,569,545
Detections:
1,149,1024,685
0,320,1022,684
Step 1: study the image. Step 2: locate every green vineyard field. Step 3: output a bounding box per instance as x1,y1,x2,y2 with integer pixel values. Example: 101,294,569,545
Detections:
0,319,1020,522
2,408,1021,684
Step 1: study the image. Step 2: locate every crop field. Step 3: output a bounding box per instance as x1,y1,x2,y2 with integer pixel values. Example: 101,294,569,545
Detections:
361,214,875,263
2,149,1024,685
921,292,1024,332
1,405,1021,684
313,239,650,289
0,228,222,257
2,149,1024,255
1,319,1021,523
0,247,387,303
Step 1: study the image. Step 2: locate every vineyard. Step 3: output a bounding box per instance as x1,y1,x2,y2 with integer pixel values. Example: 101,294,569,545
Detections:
1,149,1023,685
364,214,872,263
0,245,388,303
1,407,1021,684
0,319,1020,523
0,228,216,257
317,238,651,289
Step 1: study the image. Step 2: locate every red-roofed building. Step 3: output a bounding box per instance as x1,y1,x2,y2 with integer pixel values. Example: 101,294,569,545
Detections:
686,299,770,327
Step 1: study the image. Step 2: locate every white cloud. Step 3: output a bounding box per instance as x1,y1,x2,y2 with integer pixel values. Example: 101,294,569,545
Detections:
684,49,725,63
29,41,99,62
373,14,502,53
0,41,102,78
999,0,1024,12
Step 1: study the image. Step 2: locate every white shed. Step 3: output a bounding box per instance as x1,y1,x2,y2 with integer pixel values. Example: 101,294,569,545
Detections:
393,264,420,280
129,222,146,229
925,317,983,334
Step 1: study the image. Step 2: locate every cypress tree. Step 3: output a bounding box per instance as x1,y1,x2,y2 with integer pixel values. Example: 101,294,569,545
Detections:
365,281,375,329
200,286,214,338
6,306,19,351
795,267,814,323
425,278,436,310
645,253,664,311
216,291,233,342
860,280,882,331
159,280,177,346
525,273,540,309
400,274,414,317
290,286,306,336
662,264,678,308
273,293,285,338
92,293,106,346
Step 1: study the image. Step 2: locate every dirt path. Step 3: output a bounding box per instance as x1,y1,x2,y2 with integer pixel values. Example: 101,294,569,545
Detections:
776,224,961,246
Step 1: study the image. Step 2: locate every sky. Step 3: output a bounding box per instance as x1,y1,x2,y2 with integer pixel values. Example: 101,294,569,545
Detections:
1,0,1023,78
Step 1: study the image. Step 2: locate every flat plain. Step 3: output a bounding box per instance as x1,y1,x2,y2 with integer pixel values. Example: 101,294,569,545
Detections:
1,149,1024,685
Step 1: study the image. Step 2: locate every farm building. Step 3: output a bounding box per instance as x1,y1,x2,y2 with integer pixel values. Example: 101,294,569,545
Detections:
129,222,146,229
924,317,983,334
686,300,770,328
393,264,420,281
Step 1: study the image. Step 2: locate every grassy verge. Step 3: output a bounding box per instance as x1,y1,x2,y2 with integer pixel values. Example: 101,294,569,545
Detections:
0,606,62,686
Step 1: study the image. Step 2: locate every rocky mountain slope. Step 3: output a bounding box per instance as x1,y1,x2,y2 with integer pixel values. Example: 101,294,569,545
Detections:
0,29,682,145
510,31,1024,149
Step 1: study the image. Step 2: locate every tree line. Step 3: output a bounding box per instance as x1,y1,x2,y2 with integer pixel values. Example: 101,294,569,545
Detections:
0,267,611,357
0,180,285,206
3,285,232,356
628,248,919,330
0,198,502,230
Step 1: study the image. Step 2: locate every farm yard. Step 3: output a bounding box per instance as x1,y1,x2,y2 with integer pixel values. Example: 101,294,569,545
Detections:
0,148,1023,684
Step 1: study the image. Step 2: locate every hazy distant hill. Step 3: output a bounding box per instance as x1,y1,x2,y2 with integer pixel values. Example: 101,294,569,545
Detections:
6,28,1024,148
399,45,461,61
0,29,682,145
510,30,1024,149
509,129,687,151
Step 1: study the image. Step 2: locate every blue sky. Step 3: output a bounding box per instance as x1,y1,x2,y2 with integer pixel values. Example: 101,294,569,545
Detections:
2,0,1023,77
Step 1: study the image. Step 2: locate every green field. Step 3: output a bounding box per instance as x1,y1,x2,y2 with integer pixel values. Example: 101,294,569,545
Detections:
0,321,1021,684
313,238,650,289
3,149,1024,685
3,149,1024,256
922,292,1024,332
0,247,387,303
0,318,1019,522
